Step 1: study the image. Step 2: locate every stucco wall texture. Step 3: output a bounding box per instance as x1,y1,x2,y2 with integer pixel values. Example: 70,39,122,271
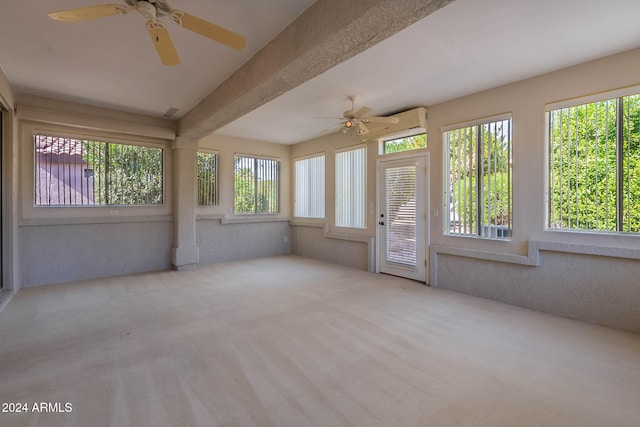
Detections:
436,252,640,334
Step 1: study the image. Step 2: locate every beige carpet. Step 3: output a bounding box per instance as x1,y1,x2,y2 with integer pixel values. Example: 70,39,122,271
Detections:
1,255,639,427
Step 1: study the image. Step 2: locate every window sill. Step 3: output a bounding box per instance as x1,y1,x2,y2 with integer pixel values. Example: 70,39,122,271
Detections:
444,233,511,242
430,240,640,287
431,239,640,268
19,215,173,227
289,218,326,227
546,227,640,238
197,214,290,224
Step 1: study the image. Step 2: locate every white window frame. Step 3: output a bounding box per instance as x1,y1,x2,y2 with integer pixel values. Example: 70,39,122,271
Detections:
380,128,427,155
546,85,640,234
443,113,513,240
233,153,280,215
33,130,165,208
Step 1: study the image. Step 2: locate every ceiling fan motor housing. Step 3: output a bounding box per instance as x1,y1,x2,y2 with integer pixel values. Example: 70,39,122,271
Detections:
126,0,173,14
135,1,157,20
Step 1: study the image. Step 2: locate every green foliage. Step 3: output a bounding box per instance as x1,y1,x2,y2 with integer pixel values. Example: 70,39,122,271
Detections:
234,166,257,214
83,141,163,206
197,152,217,205
234,156,278,214
384,133,427,153
622,95,640,232
448,121,512,236
549,94,640,232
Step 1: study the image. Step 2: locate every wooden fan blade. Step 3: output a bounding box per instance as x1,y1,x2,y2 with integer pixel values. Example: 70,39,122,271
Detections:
48,4,129,22
365,116,400,124
147,24,180,66
173,12,245,50
320,122,345,135
353,106,373,118
343,109,356,118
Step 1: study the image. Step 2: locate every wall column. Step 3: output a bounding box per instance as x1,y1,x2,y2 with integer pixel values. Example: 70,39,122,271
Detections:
171,136,199,270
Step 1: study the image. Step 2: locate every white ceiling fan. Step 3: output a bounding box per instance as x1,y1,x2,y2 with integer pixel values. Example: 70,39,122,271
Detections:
48,0,246,66
322,96,400,137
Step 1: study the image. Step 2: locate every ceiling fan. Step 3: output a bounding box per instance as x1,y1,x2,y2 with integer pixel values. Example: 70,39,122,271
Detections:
322,96,400,137
48,0,246,66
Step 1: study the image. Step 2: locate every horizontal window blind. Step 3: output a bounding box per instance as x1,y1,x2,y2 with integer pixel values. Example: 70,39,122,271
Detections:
385,165,417,266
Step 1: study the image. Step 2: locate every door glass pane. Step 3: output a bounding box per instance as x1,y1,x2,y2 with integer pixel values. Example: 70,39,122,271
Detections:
385,165,416,266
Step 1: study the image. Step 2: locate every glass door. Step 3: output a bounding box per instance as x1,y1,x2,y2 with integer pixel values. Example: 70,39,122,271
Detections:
377,155,427,281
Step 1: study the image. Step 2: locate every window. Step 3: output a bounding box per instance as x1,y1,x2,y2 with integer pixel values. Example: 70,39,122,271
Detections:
294,154,325,218
444,116,512,239
548,91,640,233
383,132,427,154
335,146,366,228
34,134,163,206
234,155,279,214
197,151,218,206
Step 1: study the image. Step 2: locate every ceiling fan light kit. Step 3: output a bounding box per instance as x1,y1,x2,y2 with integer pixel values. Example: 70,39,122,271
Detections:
324,96,400,138
48,0,246,66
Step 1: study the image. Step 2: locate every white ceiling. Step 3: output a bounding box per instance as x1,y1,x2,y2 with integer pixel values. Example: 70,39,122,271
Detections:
217,0,640,144
0,0,315,117
2,0,640,144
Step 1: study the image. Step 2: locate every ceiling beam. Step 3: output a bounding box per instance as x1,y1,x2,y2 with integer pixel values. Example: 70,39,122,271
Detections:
178,0,456,140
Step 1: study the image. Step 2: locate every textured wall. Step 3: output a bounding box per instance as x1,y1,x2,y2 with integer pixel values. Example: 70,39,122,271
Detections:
180,0,455,138
291,225,368,271
19,220,291,287
196,220,290,264
437,252,640,333
423,48,640,333
20,221,173,287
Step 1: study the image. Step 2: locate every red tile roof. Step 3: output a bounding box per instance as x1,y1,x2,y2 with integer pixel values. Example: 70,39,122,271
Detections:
35,135,85,157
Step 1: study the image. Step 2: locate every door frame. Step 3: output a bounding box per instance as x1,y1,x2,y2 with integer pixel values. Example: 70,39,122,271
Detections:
376,152,430,283
0,108,3,289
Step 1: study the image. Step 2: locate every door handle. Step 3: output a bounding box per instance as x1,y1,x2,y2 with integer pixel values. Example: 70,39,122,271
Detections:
378,221,385,226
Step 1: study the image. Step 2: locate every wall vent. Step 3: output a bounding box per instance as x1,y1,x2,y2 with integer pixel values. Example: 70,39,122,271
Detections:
162,107,179,118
